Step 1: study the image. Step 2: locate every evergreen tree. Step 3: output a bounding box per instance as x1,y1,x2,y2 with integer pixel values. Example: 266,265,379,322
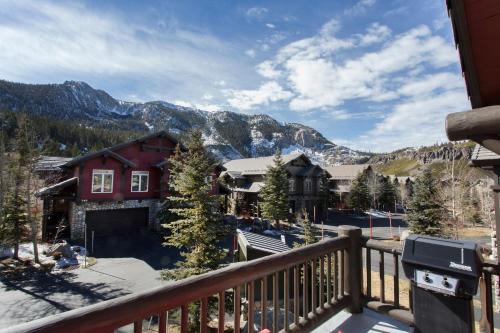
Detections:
17,117,41,263
347,173,371,212
379,179,397,212
4,159,29,259
259,150,289,228
301,209,318,245
317,172,330,221
406,168,445,236
163,130,226,277
0,132,8,246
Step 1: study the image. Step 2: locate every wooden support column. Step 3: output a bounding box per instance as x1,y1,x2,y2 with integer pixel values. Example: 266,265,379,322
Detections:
41,199,50,241
338,225,362,313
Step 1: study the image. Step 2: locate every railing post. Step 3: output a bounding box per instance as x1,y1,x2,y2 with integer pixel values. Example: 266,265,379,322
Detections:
338,225,362,313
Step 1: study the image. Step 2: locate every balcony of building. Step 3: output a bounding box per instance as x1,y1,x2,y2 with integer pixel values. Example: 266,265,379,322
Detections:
1,225,497,333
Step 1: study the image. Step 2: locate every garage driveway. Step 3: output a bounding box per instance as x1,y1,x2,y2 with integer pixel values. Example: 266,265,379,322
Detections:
0,231,181,330
89,230,182,270
0,257,165,329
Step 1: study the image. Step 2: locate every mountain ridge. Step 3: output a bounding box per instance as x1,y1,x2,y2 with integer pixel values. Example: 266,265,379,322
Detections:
0,79,370,164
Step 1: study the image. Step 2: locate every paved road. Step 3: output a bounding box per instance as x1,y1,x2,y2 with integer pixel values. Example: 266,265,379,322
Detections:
0,231,178,330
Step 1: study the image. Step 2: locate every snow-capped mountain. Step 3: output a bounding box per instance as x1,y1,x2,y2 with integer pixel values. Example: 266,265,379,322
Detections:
0,79,370,164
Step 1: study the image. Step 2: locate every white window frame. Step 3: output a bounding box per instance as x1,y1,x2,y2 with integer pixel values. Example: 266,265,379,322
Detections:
131,171,149,193
91,169,114,193
289,179,295,192
205,175,213,184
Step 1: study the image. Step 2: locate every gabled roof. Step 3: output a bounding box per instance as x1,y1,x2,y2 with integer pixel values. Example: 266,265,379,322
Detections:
238,230,291,254
63,131,180,168
35,156,73,172
295,164,326,177
470,144,500,166
325,164,371,180
223,153,307,175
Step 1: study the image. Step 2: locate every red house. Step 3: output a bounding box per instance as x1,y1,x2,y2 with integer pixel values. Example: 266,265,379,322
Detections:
37,131,223,241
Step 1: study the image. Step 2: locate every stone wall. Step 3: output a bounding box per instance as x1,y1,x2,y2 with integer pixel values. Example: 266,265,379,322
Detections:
69,199,161,240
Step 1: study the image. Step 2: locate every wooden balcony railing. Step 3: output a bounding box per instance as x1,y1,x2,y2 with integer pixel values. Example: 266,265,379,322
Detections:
361,237,414,326
1,226,362,333
478,258,499,333
362,237,500,333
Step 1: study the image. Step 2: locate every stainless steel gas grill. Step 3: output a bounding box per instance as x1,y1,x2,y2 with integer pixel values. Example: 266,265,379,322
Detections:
401,235,483,333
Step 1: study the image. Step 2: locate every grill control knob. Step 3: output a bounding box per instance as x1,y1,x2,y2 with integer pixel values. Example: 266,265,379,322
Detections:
424,273,431,283
442,277,449,288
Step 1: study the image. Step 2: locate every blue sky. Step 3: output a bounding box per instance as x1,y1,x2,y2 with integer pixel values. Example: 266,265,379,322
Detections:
0,0,470,152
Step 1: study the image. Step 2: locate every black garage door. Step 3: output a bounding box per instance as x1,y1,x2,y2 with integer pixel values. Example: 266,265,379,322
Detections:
86,208,149,237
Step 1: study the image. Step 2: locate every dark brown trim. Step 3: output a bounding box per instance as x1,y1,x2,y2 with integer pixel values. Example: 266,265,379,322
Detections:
141,144,175,153
447,0,482,108
63,131,181,168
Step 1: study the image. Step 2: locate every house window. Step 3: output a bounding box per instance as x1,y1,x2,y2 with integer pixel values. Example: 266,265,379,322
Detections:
305,178,313,192
131,171,149,192
92,169,114,193
289,179,295,192
205,175,213,184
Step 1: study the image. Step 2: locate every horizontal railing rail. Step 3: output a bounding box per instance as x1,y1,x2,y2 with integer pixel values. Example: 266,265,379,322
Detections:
361,237,413,325
1,226,362,333
362,236,500,333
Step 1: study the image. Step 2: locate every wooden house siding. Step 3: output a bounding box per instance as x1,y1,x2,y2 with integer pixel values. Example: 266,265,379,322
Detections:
75,137,175,201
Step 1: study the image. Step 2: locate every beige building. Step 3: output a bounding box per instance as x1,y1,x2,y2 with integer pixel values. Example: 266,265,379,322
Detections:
221,153,329,219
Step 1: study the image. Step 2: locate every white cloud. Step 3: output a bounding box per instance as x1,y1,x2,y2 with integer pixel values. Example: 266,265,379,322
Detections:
266,23,275,29
245,49,256,58
246,7,268,19
325,110,385,120
195,103,222,112
226,81,293,110
256,61,281,79
174,99,221,112
202,93,213,100
344,0,376,16
350,89,468,152
254,23,458,111
0,0,243,101
232,18,467,150
398,72,464,97
357,23,391,46
214,80,226,87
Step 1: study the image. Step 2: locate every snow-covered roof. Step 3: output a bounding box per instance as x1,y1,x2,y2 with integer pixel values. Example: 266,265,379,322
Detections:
35,156,73,172
36,177,78,197
471,144,500,166
223,153,304,175
238,230,291,254
325,164,371,180
232,182,264,193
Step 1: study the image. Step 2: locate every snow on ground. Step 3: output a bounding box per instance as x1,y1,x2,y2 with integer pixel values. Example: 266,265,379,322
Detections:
10,243,92,271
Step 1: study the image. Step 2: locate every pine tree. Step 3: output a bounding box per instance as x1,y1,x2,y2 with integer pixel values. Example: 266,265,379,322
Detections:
259,150,289,228
163,130,226,277
406,168,445,236
347,173,371,212
301,209,318,245
0,131,9,247
379,179,397,212
17,117,41,263
4,160,29,259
